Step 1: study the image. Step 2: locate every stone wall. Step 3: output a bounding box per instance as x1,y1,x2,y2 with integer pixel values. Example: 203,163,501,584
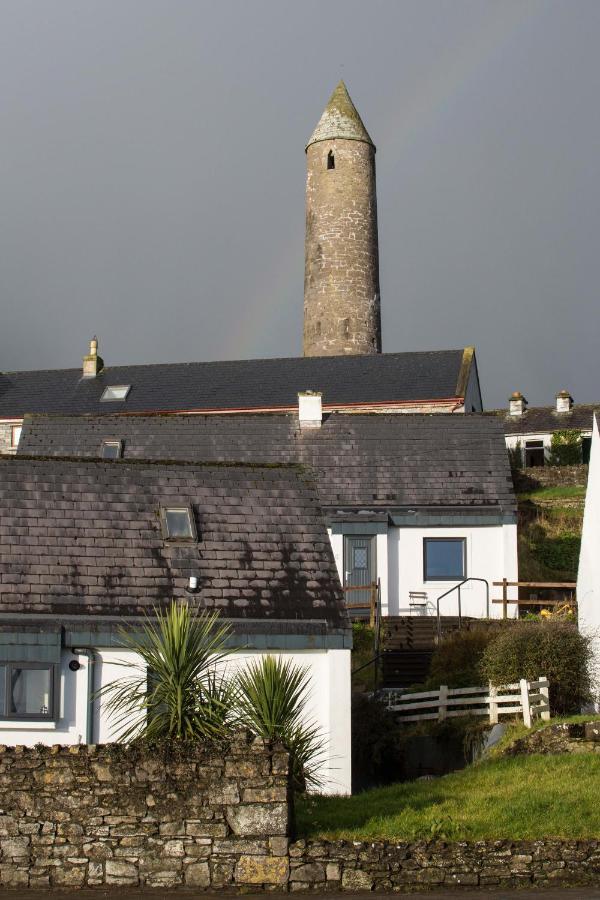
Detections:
513,464,588,492
288,839,600,890
500,720,600,757
0,734,292,889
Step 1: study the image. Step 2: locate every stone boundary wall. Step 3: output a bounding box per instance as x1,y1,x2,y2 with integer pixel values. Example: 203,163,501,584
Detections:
0,734,292,889
1,737,600,891
513,464,588,491
288,839,600,891
500,720,600,757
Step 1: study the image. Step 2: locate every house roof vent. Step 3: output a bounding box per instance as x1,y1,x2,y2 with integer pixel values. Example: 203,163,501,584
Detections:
556,390,574,413
508,391,527,416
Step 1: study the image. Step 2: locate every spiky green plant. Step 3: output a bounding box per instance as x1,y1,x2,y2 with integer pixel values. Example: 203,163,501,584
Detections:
236,655,326,791
98,601,234,743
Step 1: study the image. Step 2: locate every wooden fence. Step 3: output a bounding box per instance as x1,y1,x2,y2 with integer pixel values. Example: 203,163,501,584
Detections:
493,580,576,618
381,676,550,727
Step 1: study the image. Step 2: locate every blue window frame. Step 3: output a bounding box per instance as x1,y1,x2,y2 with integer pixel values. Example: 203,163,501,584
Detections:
423,538,466,581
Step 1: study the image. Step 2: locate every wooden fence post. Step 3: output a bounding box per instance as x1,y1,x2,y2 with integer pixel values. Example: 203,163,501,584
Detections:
539,675,551,721
520,678,532,728
488,682,498,724
502,578,508,619
438,684,448,721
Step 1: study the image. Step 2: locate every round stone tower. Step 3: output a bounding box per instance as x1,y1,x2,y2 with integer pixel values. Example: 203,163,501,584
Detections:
303,81,381,357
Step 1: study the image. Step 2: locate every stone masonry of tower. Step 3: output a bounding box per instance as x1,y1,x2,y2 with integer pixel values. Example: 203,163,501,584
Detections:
303,82,381,357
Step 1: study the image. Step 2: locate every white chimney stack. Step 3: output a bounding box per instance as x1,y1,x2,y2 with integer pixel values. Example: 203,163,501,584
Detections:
556,390,573,413
508,391,527,416
298,391,323,428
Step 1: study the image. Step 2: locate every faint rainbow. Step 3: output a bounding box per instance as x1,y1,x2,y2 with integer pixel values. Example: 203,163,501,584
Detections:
222,0,543,359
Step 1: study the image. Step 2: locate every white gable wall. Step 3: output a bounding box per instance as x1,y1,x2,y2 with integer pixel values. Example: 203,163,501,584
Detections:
578,413,600,708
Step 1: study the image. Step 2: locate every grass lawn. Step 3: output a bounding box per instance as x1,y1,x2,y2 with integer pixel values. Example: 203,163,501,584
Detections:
296,754,600,841
517,485,586,501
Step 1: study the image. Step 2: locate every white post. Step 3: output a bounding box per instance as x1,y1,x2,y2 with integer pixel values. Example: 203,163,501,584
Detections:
488,682,498,724
439,684,448,721
520,678,532,728
539,675,551,721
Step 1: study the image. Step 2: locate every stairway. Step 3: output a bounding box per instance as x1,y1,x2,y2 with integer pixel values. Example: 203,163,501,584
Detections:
379,616,472,689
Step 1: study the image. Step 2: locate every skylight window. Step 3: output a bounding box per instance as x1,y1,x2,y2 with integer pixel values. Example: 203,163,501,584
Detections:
100,385,130,402
160,506,197,541
100,440,123,460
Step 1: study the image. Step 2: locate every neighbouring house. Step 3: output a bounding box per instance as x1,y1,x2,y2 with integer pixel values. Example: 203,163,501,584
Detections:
578,412,600,708
18,403,518,620
0,456,351,794
489,390,597,468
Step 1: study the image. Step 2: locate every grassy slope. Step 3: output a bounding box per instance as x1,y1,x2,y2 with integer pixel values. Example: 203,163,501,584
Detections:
297,754,600,841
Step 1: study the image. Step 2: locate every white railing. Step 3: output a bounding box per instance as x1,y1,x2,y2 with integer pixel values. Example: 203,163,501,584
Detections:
381,676,550,727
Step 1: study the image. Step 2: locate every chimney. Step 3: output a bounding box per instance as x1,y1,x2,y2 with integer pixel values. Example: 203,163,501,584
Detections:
556,389,573,413
82,336,103,378
508,391,527,416
298,391,323,428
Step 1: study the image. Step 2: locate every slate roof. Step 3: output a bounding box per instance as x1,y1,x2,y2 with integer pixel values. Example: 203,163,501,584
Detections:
0,457,346,623
19,412,516,512
487,405,599,435
0,349,473,418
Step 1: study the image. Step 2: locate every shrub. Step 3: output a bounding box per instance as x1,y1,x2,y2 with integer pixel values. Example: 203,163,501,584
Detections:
548,430,582,466
351,693,403,792
507,441,523,471
426,628,496,689
481,620,591,714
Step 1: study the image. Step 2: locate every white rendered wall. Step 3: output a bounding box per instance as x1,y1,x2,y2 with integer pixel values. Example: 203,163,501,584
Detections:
578,414,600,707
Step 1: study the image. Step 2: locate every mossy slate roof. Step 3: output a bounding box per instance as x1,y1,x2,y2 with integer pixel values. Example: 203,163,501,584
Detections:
486,405,599,435
0,349,469,417
0,457,346,622
19,412,516,513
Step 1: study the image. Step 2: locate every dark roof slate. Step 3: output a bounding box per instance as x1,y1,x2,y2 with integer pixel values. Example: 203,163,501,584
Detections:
487,405,599,435
0,349,468,417
0,457,345,623
19,412,516,512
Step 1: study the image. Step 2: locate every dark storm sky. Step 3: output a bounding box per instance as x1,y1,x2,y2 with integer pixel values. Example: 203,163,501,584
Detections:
1,0,598,408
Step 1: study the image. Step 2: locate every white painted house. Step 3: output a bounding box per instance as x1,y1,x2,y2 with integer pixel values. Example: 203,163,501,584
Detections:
578,412,600,708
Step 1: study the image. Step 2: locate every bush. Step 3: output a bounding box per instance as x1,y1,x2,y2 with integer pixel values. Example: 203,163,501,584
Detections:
426,628,496,688
548,430,582,466
481,620,591,715
351,694,402,792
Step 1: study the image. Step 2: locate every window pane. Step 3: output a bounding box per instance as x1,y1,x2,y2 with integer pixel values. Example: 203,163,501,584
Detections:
165,508,194,538
10,667,52,716
101,385,130,401
101,441,121,459
353,547,368,569
425,540,465,580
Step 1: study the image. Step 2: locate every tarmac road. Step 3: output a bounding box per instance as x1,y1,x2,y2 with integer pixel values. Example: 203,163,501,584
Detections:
5,890,600,899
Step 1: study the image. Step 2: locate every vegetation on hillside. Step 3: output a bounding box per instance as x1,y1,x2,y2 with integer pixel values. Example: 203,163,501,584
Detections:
297,754,600,841
517,496,583,582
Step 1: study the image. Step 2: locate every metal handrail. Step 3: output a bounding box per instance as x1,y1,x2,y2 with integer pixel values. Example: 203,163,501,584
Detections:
436,577,490,640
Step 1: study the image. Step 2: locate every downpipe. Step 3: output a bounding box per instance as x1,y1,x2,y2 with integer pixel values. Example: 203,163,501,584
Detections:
71,648,97,745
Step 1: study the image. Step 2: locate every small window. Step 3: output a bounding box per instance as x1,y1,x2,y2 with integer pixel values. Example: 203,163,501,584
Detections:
0,663,56,720
101,440,123,460
10,425,22,449
100,385,131,402
424,538,466,581
160,506,197,541
327,150,335,170
524,440,545,468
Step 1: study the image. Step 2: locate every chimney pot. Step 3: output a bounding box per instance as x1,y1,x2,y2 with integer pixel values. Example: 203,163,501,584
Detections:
509,391,527,416
298,391,323,428
556,390,573,413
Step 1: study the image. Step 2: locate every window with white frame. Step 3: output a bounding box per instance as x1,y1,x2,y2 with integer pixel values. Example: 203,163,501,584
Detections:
100,440,123,459
100,385,131,402
423,538,466,581
160,506,197,541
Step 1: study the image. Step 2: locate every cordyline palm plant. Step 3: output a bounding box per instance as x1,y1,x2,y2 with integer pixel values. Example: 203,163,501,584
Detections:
235,655,326,792
99,601,234,743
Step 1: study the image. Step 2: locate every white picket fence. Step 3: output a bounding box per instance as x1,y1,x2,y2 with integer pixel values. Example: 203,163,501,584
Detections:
381,676,550,727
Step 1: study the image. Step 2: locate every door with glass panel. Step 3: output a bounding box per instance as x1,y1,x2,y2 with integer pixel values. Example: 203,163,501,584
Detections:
343,535,375,616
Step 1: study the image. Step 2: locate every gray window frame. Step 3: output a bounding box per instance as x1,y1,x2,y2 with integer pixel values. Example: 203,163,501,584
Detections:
100,385,131,402
0,661,59,722
423,537,466,582
100,439,123,459
159,505,198,542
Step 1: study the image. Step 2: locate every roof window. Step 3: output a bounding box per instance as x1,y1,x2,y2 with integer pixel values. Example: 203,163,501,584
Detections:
100,440,123,460
160,506,197,541
100,385,130,402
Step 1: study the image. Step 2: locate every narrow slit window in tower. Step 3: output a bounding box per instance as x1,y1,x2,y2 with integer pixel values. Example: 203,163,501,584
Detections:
327,150,335,170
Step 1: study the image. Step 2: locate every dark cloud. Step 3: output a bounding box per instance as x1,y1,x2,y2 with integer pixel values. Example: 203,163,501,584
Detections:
1,0,598,407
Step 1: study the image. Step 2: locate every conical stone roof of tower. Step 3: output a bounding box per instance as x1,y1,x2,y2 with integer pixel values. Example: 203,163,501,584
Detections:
306,81,374,150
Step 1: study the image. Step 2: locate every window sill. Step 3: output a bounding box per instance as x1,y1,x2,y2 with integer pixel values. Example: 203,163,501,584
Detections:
0,720,57,730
